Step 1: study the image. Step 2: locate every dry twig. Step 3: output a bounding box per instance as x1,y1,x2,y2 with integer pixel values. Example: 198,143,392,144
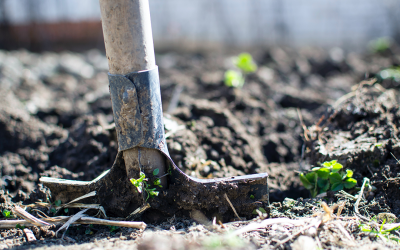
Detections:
224,193,241,221
12,206,51,227
0,215,146,230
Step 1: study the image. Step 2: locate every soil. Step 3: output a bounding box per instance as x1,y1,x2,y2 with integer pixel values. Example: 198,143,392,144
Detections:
1,45,400,249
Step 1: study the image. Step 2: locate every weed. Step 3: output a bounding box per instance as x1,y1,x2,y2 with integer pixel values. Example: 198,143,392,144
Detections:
378,67,400,82
15,224,25,230
130,169,161,201
50,200,62,214
2,209,12,218
360,218,400,243
108,225,119,233
368,37,392,53
300,160,357,197
224,53,257,88
224,70,244,88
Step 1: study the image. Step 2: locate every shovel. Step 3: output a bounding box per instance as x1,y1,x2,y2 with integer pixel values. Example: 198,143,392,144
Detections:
40,0,268,220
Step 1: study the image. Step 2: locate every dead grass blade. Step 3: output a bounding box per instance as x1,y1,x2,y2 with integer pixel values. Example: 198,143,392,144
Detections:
56,209,89,239
0,216,146,230
12,206,51,227
61,191,97,208
224,193,241,221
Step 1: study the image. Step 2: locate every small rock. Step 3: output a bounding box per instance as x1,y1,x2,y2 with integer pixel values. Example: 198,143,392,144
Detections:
291,236,317,250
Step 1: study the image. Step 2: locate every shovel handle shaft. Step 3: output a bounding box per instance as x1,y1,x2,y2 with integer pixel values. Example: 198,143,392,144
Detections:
99,0,156,74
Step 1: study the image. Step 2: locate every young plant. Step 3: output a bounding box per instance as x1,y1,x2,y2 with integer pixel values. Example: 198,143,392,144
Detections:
224,53,257,88
360,218,400,243
130,169,161,201
2,209,12,218
300,160,357,197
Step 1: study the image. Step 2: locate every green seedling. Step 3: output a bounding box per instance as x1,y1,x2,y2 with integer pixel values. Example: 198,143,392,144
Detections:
368,37,392,53
378,67,400,82
130,170,160,201
360,218,400,243
15,224,25,230
300,160,357,197
235,53,257,73
85,224,94,235
252,207,267,215
224,70,244,88
2,209,12,218
50,199,63,214
108,225,119,233
224,53,257,88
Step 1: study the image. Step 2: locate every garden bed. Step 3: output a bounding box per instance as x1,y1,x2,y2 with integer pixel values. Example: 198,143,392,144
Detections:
1,45,400,249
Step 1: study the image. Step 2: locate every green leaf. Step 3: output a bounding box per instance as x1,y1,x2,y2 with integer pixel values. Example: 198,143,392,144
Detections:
329,173,342,183
322,160,337,167
331,163,343,172
50,208,57,214
85,228,93,235
153,178,161,186
346,169,353,178
310,189,318,198
54,200,62,207
299,173,314,190
331,182,344,192
153,169,159,176
64,208,69,214
258,208,267,213
311,167,321,171
344,178,357,189
235,53,257,73
139,172,146,181
317,179,330,192
149,190,159,198
15,224,25,229
224,70,245,88
305,172,317,183
109,226,119,232
316,167,330,179
250,194,255,199
2,210,11,218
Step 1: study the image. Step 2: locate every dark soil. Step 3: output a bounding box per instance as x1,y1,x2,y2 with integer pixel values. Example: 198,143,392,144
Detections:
1,45,400,249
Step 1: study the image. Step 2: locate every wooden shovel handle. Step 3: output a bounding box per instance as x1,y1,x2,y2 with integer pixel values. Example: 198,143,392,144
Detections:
99,0,156,74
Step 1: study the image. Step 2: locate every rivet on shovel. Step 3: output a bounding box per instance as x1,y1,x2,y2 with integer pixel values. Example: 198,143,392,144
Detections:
40,0,268,220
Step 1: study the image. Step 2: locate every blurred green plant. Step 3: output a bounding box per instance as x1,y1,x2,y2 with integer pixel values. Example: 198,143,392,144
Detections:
224,53,257,88
360,218,400,243
368,37,392,53
378,67,400,82
2,209,12,218
300,160,357,197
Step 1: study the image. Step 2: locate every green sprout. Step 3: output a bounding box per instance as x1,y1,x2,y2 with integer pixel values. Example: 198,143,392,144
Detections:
224,53,257,88
130,170,160,201
360,218,400,243
2,210,12,218
224,70,244,88
378,67,400,82
300,160,357,197
108,225,119,233
368,37,392,53
235,53,258,73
